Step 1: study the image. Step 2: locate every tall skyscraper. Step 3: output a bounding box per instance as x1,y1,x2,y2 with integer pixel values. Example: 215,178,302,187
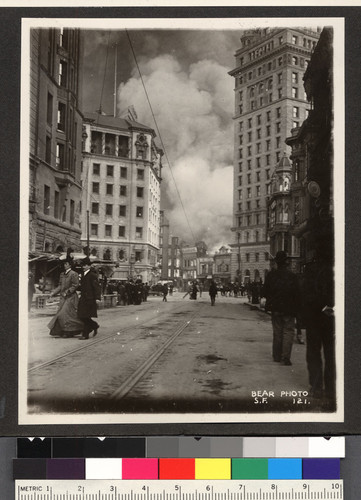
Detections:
229,27,320,284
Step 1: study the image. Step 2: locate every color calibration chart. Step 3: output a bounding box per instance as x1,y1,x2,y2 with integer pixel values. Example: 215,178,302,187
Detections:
14,437,345,500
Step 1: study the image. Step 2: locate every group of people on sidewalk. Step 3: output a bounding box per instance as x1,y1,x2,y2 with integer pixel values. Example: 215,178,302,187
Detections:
262,249,335,402
47,257,101,340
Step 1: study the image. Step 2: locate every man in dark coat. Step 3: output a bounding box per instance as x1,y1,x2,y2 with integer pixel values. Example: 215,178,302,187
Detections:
162,283,168,302
301,240,335,400
262,251,301,366
78,258,101,340
209,280,218,306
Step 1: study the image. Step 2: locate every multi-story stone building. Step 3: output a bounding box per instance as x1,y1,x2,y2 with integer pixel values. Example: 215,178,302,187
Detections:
80,111,163,283
29,28,83,255
286,27,334,273
229,27,320,283
213,245,232,285
182,246,198,289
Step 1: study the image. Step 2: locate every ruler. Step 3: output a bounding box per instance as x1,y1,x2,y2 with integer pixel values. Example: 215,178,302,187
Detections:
16,480,343,499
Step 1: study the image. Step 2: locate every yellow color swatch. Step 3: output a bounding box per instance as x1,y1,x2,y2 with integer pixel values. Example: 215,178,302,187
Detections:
195,458,231,479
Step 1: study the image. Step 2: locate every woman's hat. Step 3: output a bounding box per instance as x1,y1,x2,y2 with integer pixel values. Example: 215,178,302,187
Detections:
82,257,92,266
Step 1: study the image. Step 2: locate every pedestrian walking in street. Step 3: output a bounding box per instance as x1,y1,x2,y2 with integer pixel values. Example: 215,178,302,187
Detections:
47,257,84,338
209,280,218,306
77,257,101,340
262,251,301,366
162,283,168,302
301,239,335,400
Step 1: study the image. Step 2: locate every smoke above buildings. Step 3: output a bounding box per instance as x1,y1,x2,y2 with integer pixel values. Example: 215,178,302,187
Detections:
83,29,240,252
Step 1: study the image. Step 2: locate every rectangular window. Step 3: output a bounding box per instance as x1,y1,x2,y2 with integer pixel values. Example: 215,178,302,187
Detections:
136,206,143,218
119,205,126,217
255,252,259,262
120,167,127,179
247,188,251,199
45,135,51,164
276,136,281,148
276,122,281,133
266,140,270,151
278,56,283,66
91,202,99,215
256,185,261,197
293,121,299,129
266,154,270,166
56,143,65,169
43,185,50,215
137,187,144,198
105,204,113,216
238,176,242,186
57,102,66,131
266,125,271,136
135,227,143,239
256,171,261,182
247,173,251,184
135,251,142,262
248,118,252,128
277,72,282,84
257,115,261,126
107,164,114,176
137,169,144,180
120,185,127,196
292,87,298,98
276,107,281,118
247,146,251,156
239,121,243,132
92,182,99,194
248,132,252,142
54,190,59,218
256,143,261,154
239,149,243,159
246,253,250,262
292,35,298,45
292,72,298,84
239,162,242,172
59,60,67,86
47,93,53,125
247,159,251,170
91,224,98,236
292,56,298,65
239,135,243,145
293,106,299,118
70,200,75,225
119,226,125,237
93,163,100,175
256,157,261,168
278,88,282,99
105,225,112,237
106,184,113,195
266,111,271,121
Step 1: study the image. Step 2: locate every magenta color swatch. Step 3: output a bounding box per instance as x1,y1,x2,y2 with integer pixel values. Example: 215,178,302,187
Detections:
122,458,158,479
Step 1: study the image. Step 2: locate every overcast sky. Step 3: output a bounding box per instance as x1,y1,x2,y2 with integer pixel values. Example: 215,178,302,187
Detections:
82,29,242,252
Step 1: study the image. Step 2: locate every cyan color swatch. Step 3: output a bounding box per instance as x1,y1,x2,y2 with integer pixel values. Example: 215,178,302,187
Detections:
268,458,302,479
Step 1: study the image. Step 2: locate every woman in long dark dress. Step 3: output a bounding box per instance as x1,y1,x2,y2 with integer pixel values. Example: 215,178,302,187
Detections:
47,258,84,337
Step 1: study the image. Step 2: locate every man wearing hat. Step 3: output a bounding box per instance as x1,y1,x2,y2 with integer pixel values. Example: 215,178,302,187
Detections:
77,257,101,340
262,251,301,366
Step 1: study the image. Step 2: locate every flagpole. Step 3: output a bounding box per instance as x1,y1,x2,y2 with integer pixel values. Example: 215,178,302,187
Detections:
114,44,117,117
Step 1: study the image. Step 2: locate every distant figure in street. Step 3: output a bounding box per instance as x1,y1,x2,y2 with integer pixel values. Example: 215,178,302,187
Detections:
262,251,301,366
209,280,218,306
169,283,174,296
77,257,101,340
199,283,203,297
190,282,199,300
162,283,168,302
28,271,36,312
47,258,84,338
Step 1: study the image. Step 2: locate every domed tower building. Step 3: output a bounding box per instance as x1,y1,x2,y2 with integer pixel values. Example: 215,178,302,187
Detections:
268,152,298,272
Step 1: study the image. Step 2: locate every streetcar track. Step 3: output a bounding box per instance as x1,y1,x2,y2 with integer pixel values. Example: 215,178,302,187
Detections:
28,303,187,374
110,305,206,400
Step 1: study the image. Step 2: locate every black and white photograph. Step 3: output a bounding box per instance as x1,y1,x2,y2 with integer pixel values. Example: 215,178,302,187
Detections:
19,16,344,424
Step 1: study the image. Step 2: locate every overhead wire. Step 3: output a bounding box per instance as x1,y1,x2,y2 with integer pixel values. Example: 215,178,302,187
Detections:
125,29,196,244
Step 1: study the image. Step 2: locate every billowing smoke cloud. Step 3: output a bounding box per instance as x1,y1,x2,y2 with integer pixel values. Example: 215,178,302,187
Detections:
117,52,234,252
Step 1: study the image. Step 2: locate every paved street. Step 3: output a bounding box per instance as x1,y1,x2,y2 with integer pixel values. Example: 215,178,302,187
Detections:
26,292,333,415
